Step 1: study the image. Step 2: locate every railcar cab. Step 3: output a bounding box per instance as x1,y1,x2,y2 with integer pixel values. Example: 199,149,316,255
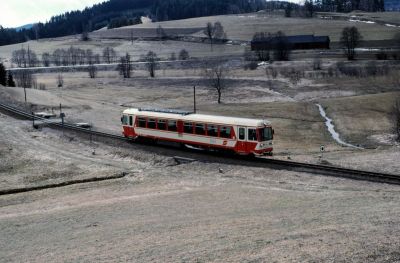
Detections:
236,124,273,156
121,114,136,138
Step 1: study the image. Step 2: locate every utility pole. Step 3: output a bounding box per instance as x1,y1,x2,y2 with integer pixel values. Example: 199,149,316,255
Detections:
60,103,65,136
193,86,196,113
23,86,27,111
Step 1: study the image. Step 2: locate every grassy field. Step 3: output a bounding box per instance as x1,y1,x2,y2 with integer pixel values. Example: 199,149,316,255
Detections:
125,11,399,42
319,11,400,25
0,38,242,67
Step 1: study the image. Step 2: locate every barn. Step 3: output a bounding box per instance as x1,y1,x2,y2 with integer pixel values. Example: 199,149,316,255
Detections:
251,34,330,50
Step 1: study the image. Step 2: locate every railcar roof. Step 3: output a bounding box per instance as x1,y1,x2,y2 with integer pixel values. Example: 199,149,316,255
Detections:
123,108,271,127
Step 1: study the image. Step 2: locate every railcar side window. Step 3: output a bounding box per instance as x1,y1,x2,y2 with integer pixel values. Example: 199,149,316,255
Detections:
248,128,257,141
207,125,218,137
121,115,128,125
138,117,146,128
220,126,231,138
148,118,156,129
184,122,193,133
239,127,245,140
129,116,133,126
168,120,177,131
158,120,166,130
195,123,206,135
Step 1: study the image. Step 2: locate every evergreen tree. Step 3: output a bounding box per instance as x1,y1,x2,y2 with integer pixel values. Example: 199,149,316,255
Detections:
7,72,16,87
0,63,7,86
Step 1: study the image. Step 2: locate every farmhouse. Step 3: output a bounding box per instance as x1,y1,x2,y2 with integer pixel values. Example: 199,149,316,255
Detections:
251,34,330,50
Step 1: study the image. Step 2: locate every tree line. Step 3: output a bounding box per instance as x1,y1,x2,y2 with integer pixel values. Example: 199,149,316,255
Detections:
151,0,266,21
306,0,385,13
11,46,120,68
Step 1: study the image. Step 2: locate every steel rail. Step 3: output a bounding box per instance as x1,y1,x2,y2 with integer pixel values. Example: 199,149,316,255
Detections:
1,102,399,185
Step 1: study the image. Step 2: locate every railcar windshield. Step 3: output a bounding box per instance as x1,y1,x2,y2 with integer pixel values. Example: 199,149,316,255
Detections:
121,115,128,125
258,127,273,141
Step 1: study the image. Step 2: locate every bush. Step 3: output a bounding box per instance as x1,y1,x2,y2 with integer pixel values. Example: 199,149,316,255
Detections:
244,61,258,70
375,52,388,60
178,49,189,60
266,66,278,79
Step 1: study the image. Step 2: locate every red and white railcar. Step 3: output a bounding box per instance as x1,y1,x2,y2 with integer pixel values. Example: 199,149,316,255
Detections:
121,108,273,155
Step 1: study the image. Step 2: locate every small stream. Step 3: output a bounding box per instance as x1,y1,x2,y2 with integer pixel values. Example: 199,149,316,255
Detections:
316,104,363,149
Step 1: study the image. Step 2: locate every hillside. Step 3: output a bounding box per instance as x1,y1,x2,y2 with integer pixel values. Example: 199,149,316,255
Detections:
0,0,266,46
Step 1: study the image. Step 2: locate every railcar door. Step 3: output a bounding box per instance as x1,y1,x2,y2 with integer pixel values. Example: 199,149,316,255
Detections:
237,126,247,153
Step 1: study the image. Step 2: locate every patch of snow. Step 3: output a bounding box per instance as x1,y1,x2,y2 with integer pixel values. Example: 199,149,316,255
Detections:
257,61,269,67
385,24,400,28
355,48,380,51
349,19,375,24
141,16,152,24
368,133,399,146
237,15,256,18
316,104,363,149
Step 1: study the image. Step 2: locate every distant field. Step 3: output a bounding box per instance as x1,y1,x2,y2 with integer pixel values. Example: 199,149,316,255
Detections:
124,11,399,42
319,11,400,25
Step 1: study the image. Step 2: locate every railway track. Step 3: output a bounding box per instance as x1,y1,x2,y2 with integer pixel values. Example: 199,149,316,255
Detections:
1,102,400,185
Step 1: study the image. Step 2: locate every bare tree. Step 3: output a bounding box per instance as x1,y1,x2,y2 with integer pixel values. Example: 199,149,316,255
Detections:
213,22,226,40
156,25,167,40
170,52,177,61
394,98,400,142
14,69,36,89
204,61,229,104
393,32,400,60
81,30,90,41
103,47,117,64
12,49,26,67
118,53,132,78
77,49,86,65
304,0,314,17
86,49,94,65
272,31,291,61
253,33,271,61
178,49,189,60
88,64,97,78
33,24,40,40
340,26,362,60
93,54,101,65
204,22,215,50
53,49,63,66
69,46,79,65
57,74,64,88
284,3,293,17
144,51,158,78
203,22,226,51
313,56,322,70
42,52,51,67
12,47,38,68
